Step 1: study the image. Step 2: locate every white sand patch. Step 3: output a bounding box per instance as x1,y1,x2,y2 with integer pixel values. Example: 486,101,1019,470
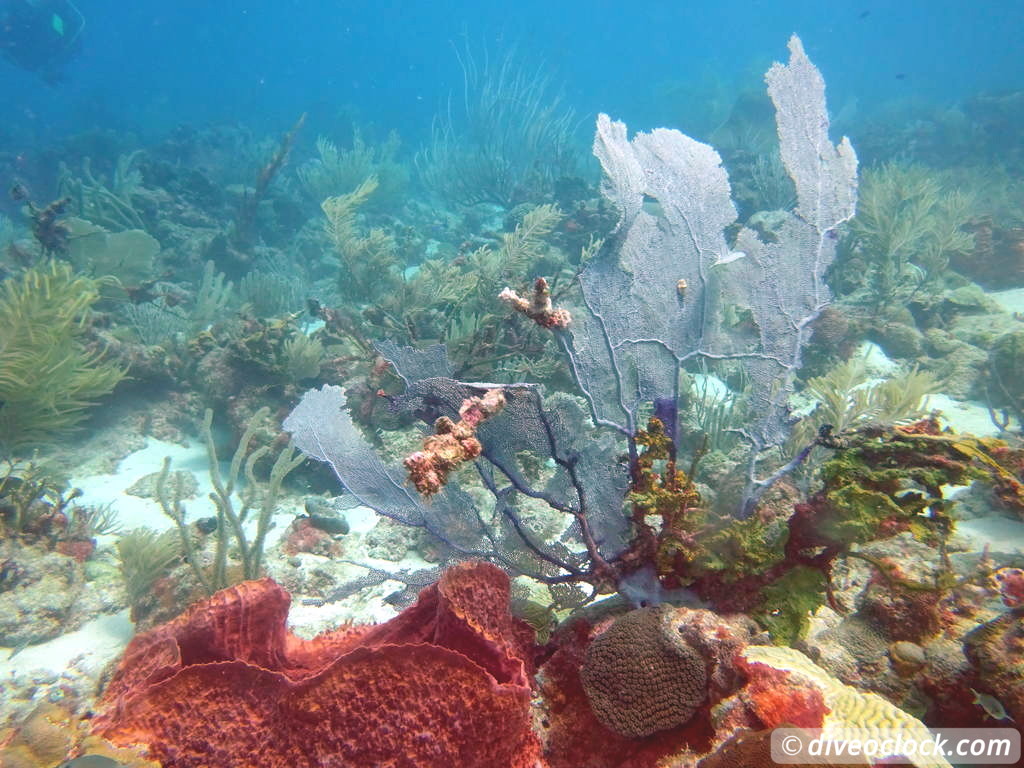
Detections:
0,610,133,680
956,517,1024,560
858,341,901,377
70,437,216,534
927,394,1002,437
71,437,303,549
288,578,401,635
342,504,384,535
988,287,1024,315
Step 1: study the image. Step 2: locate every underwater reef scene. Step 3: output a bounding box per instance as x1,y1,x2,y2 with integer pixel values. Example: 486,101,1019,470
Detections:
2,1,1024,765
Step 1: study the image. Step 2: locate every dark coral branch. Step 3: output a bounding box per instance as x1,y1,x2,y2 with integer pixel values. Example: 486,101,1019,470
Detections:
234,112,307,246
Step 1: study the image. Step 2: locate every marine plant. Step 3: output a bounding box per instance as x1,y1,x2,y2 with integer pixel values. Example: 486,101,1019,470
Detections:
65,216,160,292
834,162,975,313
116,527,181,609
0,457,75,537
0,212,16,250
415,45,579,206
224,312,327,384
986,329,1024,431
297,130,408,209
432,203,566,377
0,455,118,561
155,407,304,595
282,333,326,381
190,259,234,331
238,269,305,318
10,184,72,256
630,415,1022,643
681,371,745,457
57,153,147,231
318,200,568,381
786,355,939,456
63,501,121,539
0,261,126,454
321,175,400,303
233,112,306,247
122,298,189,346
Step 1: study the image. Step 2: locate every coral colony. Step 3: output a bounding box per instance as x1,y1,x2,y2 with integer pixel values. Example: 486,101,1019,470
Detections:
4,31,1024,768
284,35,857,607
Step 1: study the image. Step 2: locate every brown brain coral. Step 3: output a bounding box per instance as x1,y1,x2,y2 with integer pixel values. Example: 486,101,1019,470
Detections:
580,606,708,738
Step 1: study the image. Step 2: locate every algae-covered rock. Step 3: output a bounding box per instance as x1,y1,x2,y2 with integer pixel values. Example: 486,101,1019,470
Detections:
125,469,198,500
988,329,1024,410
66,217,160,291
0,544,86,645
866,319,925,358
921,329,988,398
948,312,1022,349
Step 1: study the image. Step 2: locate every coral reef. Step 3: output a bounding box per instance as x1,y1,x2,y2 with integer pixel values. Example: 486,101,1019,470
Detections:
280,516,344,558
537,606,757,767
964,608,1024,723
0,703,157,768
697,728,869,767
285,36,862,618
0,703,81,767
738,645,953,768
0,543,87,645
5,24,1024,768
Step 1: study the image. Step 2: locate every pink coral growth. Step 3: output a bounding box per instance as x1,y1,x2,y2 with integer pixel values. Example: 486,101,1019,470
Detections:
994,567,1024,608
404,389,505,495
499,277,572,329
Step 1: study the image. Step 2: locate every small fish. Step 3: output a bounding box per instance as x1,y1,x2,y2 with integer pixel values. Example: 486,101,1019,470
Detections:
858,10,871,19
972,688,1015,722
895,73,907,80
7,638,31,659
712,250,746,267
56,756,128,768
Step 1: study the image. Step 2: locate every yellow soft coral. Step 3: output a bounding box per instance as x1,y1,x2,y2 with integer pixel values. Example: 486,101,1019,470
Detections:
742,645,952,768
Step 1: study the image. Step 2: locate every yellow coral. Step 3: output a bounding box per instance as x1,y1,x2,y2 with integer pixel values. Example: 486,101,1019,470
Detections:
0,703,80,767
78,735,161,767
742,645,952,768
0,261,126,452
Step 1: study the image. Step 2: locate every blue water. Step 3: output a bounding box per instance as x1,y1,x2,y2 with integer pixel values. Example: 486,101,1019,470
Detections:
4,0,1021,144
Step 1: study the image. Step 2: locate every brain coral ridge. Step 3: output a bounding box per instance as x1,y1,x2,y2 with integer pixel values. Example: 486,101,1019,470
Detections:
580,605,709,738
93,562,541,768
740,645,953,768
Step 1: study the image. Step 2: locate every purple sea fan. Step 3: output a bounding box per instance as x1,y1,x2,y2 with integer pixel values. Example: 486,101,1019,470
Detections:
562,35,857,515
284,36,858,597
